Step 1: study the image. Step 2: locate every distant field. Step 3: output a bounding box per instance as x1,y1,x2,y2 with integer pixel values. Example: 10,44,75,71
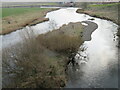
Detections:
2,2,58,7
89,3,120,7
2,8,47,17
2,7,57,35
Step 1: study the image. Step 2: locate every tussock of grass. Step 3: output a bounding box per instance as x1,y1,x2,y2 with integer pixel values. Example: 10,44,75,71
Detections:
38,34,82,55
38,22,83,55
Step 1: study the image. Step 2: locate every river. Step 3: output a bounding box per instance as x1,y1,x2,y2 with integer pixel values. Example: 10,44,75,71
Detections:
1,8,119,88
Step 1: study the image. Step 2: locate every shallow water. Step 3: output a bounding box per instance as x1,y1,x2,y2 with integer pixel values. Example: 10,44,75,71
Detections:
2,8,118,88
66,18,118,88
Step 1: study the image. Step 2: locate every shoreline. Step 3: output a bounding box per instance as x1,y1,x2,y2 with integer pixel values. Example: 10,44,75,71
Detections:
76,9,120,48
81,21,98,41
76,9,119,25
1,18,49,35
1,8,59,35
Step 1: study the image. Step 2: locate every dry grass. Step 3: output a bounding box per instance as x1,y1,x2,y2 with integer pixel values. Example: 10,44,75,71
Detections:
2,8,58,35
2,22,83,88
38,34,82,55
2,37,67,88
76,4,118,24
38,22,83,55
83,10,118,24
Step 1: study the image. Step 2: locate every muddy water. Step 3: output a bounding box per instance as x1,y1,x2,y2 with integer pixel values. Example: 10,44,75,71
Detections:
1,8,118,88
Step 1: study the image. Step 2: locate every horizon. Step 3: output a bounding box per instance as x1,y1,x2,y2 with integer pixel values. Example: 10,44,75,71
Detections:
1,0,119,2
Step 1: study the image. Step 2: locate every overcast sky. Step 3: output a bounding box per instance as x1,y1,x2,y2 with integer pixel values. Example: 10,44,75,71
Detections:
1,0,119,2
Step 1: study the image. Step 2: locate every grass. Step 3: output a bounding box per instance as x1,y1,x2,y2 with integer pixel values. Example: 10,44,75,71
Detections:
2,8,58,35
89,3,120,7
2,8,47,18
76,2,119,25
2,2,58,8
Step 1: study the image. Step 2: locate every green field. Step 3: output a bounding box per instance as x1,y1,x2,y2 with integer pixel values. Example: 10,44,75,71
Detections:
89,3,120,7
2,8,47,18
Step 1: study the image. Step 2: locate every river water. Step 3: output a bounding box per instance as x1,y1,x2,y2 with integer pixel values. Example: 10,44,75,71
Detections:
2,8,119,88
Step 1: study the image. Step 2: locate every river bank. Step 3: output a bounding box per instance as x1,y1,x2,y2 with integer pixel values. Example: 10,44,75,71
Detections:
76,3,119,25
76,3,120,46
2,8,59,35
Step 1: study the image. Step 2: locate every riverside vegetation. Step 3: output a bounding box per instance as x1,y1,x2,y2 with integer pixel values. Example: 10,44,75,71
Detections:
3,22,84,88
2,8,58,35
76,3,119,24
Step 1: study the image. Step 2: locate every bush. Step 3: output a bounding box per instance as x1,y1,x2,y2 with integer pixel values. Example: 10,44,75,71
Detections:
2,29,67,88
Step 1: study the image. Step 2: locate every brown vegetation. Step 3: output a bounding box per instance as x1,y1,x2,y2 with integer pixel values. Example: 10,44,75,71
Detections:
37,22,83,55
2,8,58,35
3,22,84,88
76,8,118,25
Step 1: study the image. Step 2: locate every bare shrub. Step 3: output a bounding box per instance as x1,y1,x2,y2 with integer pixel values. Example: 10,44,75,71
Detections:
2,21,83,88
2,27,67,88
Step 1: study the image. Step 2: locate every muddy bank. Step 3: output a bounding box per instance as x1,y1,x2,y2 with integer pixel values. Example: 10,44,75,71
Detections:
2,8,59,35
81,21,98,41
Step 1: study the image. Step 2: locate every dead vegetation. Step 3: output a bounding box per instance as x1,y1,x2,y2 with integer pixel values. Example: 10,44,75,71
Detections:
3,32,67,88
76,4,119,25
2,8,58,35
2,22,83,88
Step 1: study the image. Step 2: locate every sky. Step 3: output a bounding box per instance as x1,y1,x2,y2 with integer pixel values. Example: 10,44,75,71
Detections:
1,0,119,2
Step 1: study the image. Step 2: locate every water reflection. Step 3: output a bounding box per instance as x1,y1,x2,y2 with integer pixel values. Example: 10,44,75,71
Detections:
1,8,119,88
